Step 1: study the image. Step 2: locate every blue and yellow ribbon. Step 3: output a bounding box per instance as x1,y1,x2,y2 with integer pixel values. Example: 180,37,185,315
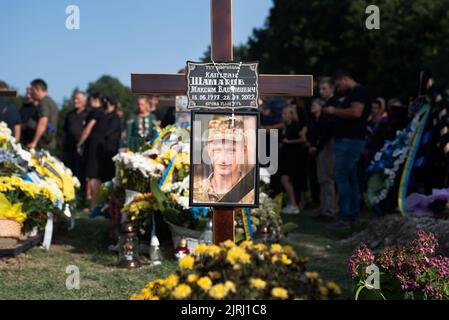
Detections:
398,104,431,215
241,208,253,240
159,156,177,188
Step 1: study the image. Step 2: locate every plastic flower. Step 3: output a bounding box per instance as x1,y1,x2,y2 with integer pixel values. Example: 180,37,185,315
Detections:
197,277,212,291
179,255,195,270
271,287,288,299
250,278,267,290
172,284,192,299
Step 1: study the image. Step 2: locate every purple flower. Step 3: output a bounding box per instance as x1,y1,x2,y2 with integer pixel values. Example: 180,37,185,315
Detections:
348,244,375,279
410,230,438,256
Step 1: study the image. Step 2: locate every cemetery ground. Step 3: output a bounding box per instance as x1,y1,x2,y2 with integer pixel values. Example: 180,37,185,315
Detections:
0,209,371,300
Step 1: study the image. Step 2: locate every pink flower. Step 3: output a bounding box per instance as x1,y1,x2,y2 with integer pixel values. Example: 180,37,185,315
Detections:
348,244,375,279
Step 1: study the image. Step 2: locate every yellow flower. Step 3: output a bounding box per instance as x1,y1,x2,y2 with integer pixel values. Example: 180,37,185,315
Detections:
250,278,266,290
280,254,292,265
254,243,266,252
270,244,283,254
205,245,221,257
197,276,212,291
319,286,329,296
194,243,208,255
222,240,235,249
179,255,195,270
305,272,320,281
187,274,198,283
326,282,341,295
240,240,253,249
172,284,192,299
226,246,251,265
224,281,236,294
165,274,179,289
271,255,279,263
271,287,288,299
0,193,27,224
209,283,227,299
283,245,297,257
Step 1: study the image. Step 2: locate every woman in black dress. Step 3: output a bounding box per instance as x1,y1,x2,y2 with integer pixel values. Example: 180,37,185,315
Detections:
101,98,122,182
279,106,308,214
77,97,108,209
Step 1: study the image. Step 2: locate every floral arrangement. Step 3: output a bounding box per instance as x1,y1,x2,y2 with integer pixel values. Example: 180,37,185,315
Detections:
113,151,165,193
349,230,449,300
131,241,341,300
141,125,191,187
30,151,80,203
112,123,287,246
0,121,80,233
0,177,56,230
234,192,296,243
366,111,422,206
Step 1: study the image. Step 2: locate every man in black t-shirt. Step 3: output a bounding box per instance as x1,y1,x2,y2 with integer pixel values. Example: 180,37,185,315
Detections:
308,77,339,219
62,91,89,183
323,70,370,226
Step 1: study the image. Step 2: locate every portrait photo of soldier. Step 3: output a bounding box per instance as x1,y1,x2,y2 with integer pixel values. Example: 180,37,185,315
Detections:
190,112,259,207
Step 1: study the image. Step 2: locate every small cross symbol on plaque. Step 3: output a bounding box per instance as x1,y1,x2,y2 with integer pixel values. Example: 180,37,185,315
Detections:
228,112,237,126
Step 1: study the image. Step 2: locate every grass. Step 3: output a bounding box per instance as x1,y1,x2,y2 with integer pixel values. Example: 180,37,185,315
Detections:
281,208,372,299
0,209,372,300
0,214,177,300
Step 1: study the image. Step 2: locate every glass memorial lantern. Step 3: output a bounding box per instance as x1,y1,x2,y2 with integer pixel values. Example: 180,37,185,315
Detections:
118,223,141,268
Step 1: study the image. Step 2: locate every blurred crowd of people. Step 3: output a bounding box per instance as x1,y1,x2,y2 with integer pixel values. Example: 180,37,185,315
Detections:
0,79,169,210
1,70,435,229
260,70,411,228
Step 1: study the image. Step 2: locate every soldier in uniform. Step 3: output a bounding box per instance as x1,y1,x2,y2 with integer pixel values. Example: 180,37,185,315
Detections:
193,116,255,205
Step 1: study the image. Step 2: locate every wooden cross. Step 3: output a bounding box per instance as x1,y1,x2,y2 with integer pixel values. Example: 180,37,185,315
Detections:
131,0,313,245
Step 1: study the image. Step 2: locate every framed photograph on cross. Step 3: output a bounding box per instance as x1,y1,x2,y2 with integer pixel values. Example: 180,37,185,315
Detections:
189,110,259,208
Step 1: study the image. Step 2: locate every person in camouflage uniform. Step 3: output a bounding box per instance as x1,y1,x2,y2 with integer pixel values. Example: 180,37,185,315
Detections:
193,116,255,205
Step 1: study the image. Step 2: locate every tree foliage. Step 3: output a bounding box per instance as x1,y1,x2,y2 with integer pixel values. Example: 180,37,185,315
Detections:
242,0,449,99
86,75,136,116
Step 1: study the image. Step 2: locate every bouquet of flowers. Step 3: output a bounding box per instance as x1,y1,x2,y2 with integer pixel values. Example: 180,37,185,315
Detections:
141,125,191,187
162,177,211,231
349,230,449,300
0,176,57,231
0,121,80,234
131,241,341,300
113,151,165,193
30,150,80,203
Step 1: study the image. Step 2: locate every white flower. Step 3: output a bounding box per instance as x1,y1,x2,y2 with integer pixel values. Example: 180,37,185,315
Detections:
176,196,190,210
260,168,271,185
113,152,165,178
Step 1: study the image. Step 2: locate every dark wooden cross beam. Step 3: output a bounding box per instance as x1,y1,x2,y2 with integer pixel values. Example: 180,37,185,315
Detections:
0,89,18,98
131,0,313,245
